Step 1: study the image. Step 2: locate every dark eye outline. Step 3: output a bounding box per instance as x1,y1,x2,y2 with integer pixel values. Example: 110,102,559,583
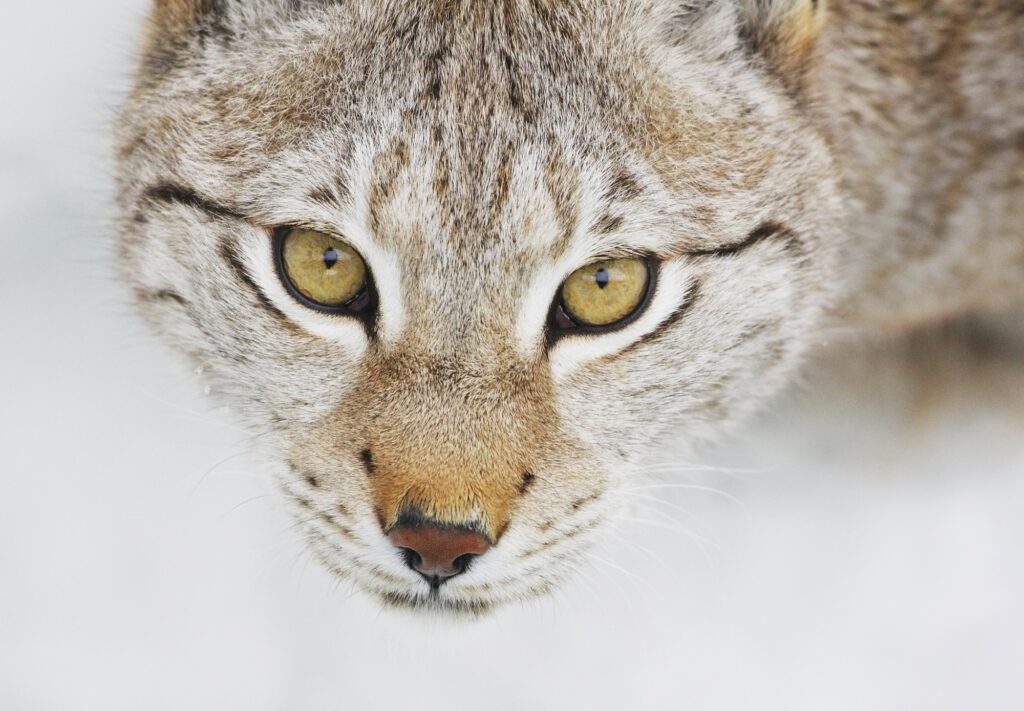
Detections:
546,255,659,344
273,226,378,328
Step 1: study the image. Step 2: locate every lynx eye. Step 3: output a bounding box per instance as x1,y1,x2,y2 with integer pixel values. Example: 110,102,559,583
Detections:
555,257,651,330
277,228,370,312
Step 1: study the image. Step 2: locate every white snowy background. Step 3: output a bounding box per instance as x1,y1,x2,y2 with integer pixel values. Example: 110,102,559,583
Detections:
1,2,1022,709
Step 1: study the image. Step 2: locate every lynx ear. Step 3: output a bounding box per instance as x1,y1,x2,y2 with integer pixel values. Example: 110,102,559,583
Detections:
149,0,226,37
739,0,826,92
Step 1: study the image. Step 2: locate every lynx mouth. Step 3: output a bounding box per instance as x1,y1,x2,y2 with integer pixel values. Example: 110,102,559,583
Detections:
305,526,518,617
376,588,497,617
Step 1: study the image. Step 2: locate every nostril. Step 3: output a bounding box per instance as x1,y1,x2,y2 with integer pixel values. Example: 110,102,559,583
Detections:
399,547,423,573
388,517,491,587
451,553,478,575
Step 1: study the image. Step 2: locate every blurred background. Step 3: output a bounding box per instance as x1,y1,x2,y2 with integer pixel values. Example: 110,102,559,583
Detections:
1,3,1022,710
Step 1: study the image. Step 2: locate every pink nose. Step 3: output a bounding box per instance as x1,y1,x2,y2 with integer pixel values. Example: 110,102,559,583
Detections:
388,519,491,588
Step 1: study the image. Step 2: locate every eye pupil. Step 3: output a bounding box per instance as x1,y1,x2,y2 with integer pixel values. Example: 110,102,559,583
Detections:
595,268,609,289
323,247,339,269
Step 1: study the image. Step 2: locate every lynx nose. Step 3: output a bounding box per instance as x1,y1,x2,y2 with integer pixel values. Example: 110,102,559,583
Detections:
388,517,491,588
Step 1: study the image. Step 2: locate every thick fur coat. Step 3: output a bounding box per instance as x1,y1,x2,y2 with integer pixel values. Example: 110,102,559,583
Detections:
115,0,1023,613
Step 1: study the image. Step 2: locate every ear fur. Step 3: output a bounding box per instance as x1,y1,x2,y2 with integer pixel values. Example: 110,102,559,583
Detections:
739,0,826,93
149,0,228,38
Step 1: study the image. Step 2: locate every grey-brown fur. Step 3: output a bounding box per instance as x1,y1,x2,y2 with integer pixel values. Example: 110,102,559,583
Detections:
115,0,1023,614
818,1,1024,329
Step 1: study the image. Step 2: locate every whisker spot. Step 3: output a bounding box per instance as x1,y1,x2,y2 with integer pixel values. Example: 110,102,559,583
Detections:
518,471,537,495
360,448,376,476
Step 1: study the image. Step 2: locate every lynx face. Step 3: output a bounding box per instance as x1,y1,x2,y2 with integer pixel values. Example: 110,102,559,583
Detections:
117,0,841,614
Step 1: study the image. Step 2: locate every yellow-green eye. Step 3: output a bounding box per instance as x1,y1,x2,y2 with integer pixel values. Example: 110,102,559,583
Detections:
279,228,368,309
558,257,651,328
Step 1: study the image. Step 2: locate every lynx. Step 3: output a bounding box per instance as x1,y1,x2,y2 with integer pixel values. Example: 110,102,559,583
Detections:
115,0,1024,615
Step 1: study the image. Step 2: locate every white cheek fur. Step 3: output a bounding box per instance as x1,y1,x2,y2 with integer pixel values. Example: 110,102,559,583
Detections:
516,261,563,353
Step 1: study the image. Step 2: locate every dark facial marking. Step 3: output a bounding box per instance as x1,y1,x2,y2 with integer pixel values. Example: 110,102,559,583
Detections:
218,240,299,331
687,222,801,258
320,512,357,541
605,171,643,201
142,183,245,221
502,50,536,123
613,280,702,359
519,520,596,560
544,153,582,257
135,288,188,307
308,184,345,207
594,213,624,235
518,471,537,495
570,491,601,513
360,448,376,476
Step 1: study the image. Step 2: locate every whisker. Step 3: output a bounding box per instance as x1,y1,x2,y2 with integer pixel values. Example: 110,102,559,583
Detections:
601,529,672,573
218,493,280,520
610,514,721,560
585,552,656,596
638,461,768,478
190,449,267,497
614,485,750,517
138,388,253,435
610,489,699,518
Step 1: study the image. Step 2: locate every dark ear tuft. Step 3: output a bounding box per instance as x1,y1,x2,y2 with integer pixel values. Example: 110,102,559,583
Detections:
739,0,826,93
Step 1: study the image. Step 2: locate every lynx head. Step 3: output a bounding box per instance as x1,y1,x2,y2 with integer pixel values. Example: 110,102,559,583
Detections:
116,0,841,615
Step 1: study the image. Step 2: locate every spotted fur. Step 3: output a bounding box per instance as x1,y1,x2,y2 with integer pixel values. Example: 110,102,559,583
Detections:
116,0,1023,614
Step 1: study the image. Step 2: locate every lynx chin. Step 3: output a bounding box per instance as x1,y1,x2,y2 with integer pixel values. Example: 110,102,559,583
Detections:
116,0,1024,615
